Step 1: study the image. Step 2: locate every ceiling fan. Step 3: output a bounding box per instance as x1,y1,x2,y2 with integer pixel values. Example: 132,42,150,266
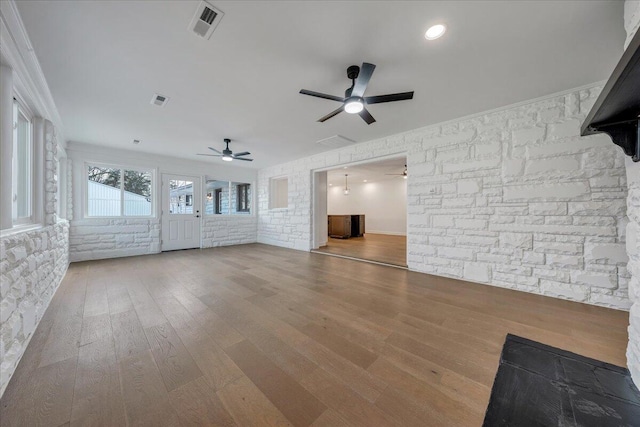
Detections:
197,138,253,162
299,62,414,125
385,165,408,179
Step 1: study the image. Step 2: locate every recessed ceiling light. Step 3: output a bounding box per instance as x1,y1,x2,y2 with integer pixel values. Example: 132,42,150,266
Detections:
329,183,333,186
343,167,348,169
132,139,141,144
425,24,446,40
363,180,367,182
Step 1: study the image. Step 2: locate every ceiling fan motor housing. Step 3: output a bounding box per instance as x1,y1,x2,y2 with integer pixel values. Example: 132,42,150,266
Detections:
347,65,360,80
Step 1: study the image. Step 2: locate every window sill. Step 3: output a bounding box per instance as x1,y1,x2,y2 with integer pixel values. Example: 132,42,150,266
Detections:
204,214,256,218
82,216,157,220
0,223,43,238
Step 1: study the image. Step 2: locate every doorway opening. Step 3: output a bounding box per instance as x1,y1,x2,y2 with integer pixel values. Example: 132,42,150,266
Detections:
312,156,407,267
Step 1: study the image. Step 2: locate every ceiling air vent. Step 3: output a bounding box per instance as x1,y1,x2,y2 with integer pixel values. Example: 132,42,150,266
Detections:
189,2,224,40
316,135,355,147
150,94,169,107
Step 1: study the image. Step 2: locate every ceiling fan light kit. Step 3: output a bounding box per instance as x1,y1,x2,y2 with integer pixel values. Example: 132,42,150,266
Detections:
344,97,364,114
385,164,408,179
196,138,253,162
300,62,414,125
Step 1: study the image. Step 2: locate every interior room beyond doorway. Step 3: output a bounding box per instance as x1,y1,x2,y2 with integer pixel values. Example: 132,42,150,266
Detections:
315,156,407,267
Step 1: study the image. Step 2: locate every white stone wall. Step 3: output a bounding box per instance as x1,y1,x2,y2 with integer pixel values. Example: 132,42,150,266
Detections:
202,216,258,248
258,84,630,310
0,222,69,392
0,120,69,396
44,121,58,226
66,142,258,261
624,0,640,389
69,218,160,262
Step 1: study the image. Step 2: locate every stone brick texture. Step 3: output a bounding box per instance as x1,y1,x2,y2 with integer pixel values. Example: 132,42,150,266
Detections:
0,120,69,395
258,84,629,311
202,216,258,248
624,0,640,390
69,215,257,262
69,218,161,262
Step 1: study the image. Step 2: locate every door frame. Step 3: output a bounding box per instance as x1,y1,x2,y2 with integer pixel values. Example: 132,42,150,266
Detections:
310,153,408,251
161,173,203,251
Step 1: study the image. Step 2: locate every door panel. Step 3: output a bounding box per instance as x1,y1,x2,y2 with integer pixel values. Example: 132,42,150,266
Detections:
162,174,201,251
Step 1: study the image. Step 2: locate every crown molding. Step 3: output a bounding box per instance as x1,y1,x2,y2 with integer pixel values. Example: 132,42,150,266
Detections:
0,0,65,147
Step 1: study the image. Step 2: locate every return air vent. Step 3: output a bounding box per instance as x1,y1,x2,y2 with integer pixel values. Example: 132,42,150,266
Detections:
150,93,169,107
315,135,355,147
189,1,224,40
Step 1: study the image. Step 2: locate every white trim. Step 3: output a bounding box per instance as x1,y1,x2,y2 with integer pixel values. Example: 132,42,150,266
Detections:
312,153,408,174
310,250,408,269
365,231,407,236
0,0,64,145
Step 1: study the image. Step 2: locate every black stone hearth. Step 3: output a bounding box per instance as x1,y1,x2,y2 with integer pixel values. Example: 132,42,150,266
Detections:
483,334,640,426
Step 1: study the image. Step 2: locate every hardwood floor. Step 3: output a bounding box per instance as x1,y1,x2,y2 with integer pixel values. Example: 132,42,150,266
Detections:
0,243,629,426
314,233,407,267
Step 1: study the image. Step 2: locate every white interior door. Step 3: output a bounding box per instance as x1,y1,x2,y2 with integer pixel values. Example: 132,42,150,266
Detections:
161,174,201,251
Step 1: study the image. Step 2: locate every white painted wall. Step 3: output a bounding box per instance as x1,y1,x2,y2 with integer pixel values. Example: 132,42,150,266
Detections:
258,83,629,310
328,179,407,235
67,142,258,261
623,0,640,389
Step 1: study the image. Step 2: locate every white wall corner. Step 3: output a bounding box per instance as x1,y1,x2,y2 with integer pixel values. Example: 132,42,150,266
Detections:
0,0,65,147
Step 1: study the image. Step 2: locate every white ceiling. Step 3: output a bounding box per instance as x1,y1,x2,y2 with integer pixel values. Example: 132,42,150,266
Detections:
327,156,406,186
15,1,625,169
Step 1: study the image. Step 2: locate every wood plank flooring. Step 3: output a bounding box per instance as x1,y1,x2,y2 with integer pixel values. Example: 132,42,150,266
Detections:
0,243,629,426
314,233,407,267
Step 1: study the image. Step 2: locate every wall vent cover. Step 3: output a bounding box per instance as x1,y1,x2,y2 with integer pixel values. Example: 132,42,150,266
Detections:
189,1,224,40
150,94,169,107
316,135,355,147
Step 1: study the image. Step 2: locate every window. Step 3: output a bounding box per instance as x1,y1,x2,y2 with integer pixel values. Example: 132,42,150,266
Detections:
269,177,288,209
205,180,229,215
168,179,193,214
233,183,251,214
215,189,223,214
87,164,153,217
12,100,33,224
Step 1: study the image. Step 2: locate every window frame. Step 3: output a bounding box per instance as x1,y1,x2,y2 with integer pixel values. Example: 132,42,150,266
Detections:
215,188,223,215
235,183,251,213
11,97,34,226
84,161,156,219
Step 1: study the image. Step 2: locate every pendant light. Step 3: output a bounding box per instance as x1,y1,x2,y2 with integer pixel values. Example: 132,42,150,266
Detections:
344,174,350,195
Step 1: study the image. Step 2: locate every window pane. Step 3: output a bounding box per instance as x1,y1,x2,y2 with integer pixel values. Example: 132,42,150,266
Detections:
124,170,152,216
232,182,251,214
16,110,31,219
169,179,194,214
87,166,121,216
205,180,228,215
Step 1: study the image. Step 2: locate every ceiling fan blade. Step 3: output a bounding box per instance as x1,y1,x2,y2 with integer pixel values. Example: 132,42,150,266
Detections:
358,107,376,125
208,146,222,154
318,106,344,122
233,157,253,161
384,173,404,176
365,91,414,105
299,89,345,103
233,152,251,157
351,62,376,97
197,154,222,157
